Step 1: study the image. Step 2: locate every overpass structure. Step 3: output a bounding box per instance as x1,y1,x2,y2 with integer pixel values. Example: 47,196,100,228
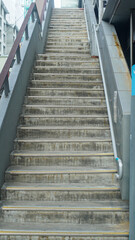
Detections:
0,0,134,239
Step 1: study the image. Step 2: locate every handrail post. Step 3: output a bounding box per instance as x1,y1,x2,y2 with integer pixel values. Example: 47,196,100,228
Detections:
25,24,29,40
16,45,21,64
129,64,135,240
4,74,10,97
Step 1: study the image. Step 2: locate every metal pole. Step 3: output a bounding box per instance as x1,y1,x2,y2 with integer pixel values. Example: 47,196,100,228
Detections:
129,64,135,240
99,0,103,24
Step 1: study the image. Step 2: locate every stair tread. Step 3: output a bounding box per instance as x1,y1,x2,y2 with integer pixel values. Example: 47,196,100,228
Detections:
20,114,108,118
2,182,119,190
6,166,117,174
18,126,110,130
11,150,114,156
0,222,129,236
1,200,128,210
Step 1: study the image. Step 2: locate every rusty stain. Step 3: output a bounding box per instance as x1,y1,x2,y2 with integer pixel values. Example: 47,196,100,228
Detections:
113,33,123,58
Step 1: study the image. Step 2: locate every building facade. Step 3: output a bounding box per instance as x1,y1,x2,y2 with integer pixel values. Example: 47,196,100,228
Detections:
0,0,8,55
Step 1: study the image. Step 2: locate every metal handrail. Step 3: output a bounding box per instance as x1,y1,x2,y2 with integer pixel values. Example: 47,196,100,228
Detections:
93,24,123,180
0,0,47,97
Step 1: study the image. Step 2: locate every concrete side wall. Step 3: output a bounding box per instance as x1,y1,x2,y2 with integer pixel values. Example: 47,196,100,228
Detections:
0,0,53,192
97,21,131,200
85,0,98,56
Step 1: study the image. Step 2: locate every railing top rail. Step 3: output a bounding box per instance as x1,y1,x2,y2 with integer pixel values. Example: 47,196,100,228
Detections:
0,0,47,94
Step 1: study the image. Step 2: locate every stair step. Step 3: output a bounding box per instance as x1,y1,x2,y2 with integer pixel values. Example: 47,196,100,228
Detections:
10,151,114,167
37,53,92,60
17,126,111,139
30,81,102,89
22,105,107,115
0,222,129,239
36,60,99,67
5,166,117,184
27,88,105,97
45,49,89,54
46,37,89,43
1,183,121,201
1,200,128,224
14,138,113,152
32,73,101,81
19,114,109,127
24,96,106,106
34,66,100,74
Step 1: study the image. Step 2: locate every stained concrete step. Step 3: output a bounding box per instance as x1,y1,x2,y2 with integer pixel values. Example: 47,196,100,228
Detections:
45,49,89,54
17,126,111,139
24,96,106,106
5,166,117,185
34,66,100,75
14,138,113,152
37,53,92,61
32,73,101,81
22,105,107,115
48,29,87,33
51,16,85,19
49,26,86,30
19,114,109,127
1,182,121,201
46,42,89,48
49,25,86,30
30,81,103,89
36,60,99,67
27,88,105,97
0,222,129,240
10,151,114,167
1,200,128,224
45,45,89,51
46,37,88,43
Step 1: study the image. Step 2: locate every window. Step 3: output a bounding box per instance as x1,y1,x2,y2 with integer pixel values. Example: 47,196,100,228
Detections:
3,23,6,32
3,34,5,43
3,46,5,55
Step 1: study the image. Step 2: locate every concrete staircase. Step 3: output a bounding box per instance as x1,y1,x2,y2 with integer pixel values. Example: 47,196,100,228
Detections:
0,8,129,240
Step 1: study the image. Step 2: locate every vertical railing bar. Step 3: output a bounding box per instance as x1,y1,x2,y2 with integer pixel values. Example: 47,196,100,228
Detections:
4,74,10,97
25,24,29,40
16,45,21,64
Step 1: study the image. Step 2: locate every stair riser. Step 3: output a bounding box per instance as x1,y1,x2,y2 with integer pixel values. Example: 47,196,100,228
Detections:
2,190,121,201
46,37,88,42
37,55,92,61
5,172,117,185
22,107,107,115
2,210,128,225
45,50,89,54
27,89,105,97
46,43,89,49
33,74,101,81
34,68,100,75
17,129,111,139
10,155,114,168
51,16,85,19
46,46,89,50
48,27,86,30
25,97,105,106
20,116,109,127
0,236,129,240
14,141,113,152
30,82,102,89
36,61,99,67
